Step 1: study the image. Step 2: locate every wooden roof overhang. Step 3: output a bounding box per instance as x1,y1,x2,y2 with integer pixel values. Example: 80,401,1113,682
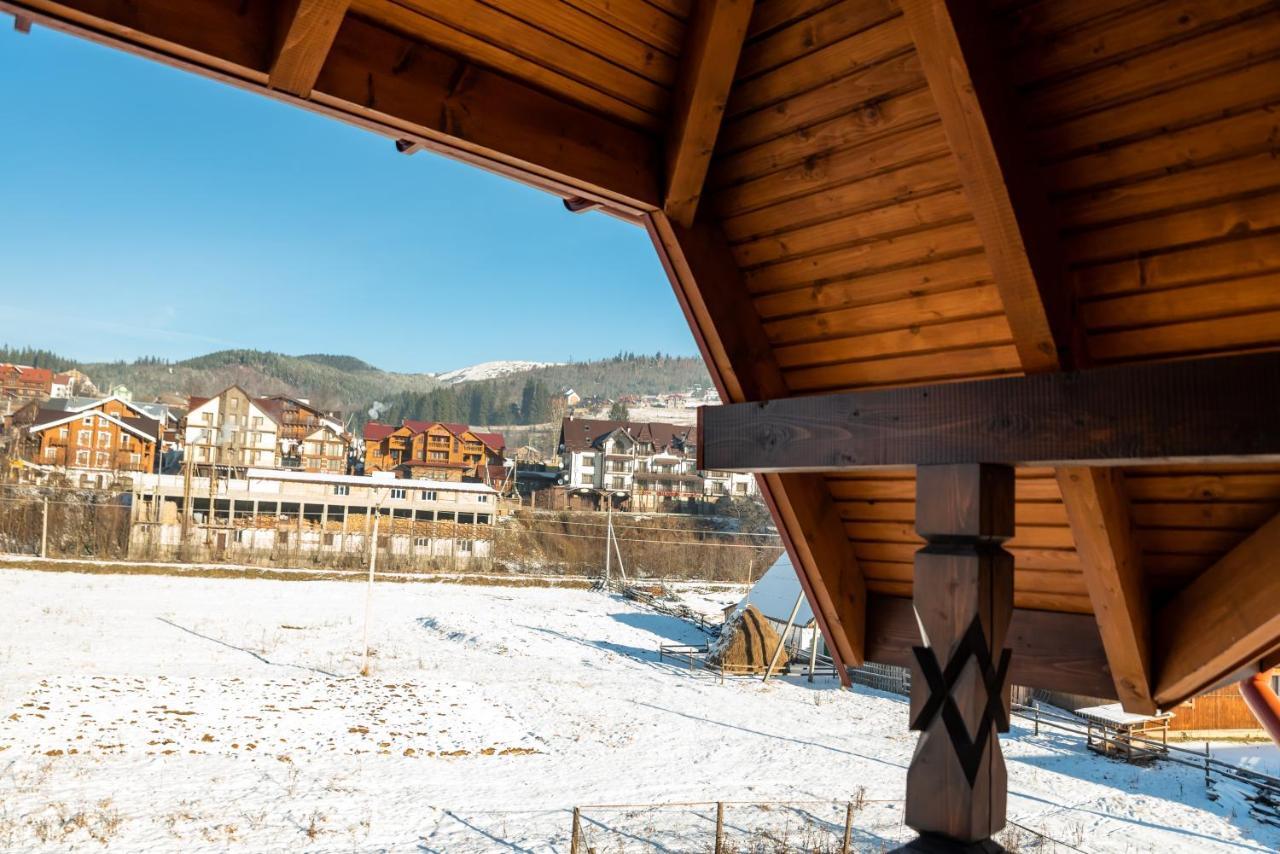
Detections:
7,0,1280,715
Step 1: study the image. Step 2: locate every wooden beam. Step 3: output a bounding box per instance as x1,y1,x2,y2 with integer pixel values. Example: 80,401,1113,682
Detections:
906,464,1014,841
645,212,866,672
1154,511,1280,707
865,595,1116,700
901,0,1155,716
0,0,661,213
900,0,1081,372
1057,468,1155,713
269,0,350,98
698,352,1280,472
663,0,753,228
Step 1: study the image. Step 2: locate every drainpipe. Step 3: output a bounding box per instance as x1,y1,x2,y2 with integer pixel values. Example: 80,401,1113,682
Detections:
1238,671,1280,747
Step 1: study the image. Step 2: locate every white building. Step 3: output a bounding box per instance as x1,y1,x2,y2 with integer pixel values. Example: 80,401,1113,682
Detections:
184,385,282,471
557,417,757,509
131,468,497,560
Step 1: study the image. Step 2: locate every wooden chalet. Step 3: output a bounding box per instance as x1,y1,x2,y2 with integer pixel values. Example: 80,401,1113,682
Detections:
363,419,505,480
8,0,1280,846
22,397,160,480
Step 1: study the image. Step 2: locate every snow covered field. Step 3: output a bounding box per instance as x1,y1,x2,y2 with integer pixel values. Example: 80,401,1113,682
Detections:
0,568,1276,852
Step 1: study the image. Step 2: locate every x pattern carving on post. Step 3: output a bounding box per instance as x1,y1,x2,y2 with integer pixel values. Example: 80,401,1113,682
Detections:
911,615,1012,786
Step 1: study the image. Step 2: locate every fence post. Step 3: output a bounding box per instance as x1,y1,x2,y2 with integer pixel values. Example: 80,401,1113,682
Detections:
40,495,48,558
714,802,725,854
1205,742,1212,787
842,801,853,853
1033,703,1039,736
570,807,581,854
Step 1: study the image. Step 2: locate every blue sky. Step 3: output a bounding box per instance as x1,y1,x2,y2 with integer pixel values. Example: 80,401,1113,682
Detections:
0,24,697,373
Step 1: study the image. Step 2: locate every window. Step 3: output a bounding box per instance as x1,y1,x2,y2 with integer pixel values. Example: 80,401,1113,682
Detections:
203,412,213,425
414,537,429,547
457,539,473,553
82,415,93,425
58,427,68,439
390,488,406,500
98,431,111,447
429,451,447,460
477,514,490,524
323,533,335,546
477,494,488,503
333,484,350,496
129,453,141,465
229,397,239,410
251,416,263,429
95,451,109,468
120,434,131,448
77,430,91,446
44,446,57,459
421,490,437,501
76,449,90,466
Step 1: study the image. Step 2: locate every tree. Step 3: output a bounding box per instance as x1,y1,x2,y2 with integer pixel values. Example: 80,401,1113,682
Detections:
608,400,630,422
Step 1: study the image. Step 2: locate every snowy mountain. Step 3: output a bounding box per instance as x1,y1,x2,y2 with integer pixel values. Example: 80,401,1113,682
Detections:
434,360,560,384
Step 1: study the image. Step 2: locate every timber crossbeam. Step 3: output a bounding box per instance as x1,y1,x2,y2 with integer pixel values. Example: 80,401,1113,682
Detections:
697,352,1280,472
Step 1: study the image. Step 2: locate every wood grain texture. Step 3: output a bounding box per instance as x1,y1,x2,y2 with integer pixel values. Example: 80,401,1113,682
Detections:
864,596,1116,699
906,465,1013,842
900,0,1079,373
700,352,1280,471
645,212,866,673
1154,510,1280,706
269,0,350,98
663,0,753,227
1057,467,1155,713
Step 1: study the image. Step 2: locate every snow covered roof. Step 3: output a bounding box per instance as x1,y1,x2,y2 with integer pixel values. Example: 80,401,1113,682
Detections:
735,553,814,627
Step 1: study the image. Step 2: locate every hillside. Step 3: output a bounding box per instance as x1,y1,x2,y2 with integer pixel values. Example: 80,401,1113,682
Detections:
76,350,440,413
0,346,711,422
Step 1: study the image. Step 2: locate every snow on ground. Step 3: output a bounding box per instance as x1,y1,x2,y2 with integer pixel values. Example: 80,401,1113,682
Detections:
1208,743,1280,778
0,568,1276,852
433,360,558,384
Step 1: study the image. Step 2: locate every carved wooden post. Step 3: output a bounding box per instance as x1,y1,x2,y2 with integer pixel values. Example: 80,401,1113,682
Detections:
906,464,1014,844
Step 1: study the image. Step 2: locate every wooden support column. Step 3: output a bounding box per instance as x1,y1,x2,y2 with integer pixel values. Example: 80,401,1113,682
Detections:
907,464,1014,844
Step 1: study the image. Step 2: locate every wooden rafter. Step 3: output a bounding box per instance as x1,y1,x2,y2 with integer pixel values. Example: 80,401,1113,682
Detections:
1056,468,1154,713
269,0,351,98
0,0,660,213
646,212,866,673
663,0,754,228
1154,512,1280,707
900,0,1154,711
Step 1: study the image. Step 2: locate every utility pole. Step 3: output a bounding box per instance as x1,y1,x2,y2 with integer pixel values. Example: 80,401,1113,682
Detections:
604,493,612,588
40,495,48,559
361,490,385,677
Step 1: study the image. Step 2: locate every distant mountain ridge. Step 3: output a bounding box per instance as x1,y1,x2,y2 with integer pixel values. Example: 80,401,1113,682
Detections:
0,346,711,421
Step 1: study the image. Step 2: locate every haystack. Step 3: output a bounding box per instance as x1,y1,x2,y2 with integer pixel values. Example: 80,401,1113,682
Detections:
708,604,782,674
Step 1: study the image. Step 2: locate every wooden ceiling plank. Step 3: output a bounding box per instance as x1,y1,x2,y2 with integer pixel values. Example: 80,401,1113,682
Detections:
645,212,867,672
901,0,1155,711
269,0,350,98
663,0,754,228
1154,511,1280,706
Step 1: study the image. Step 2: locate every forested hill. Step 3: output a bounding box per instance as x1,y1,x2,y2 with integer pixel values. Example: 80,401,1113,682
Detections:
370,353,711,429
0,346,710,424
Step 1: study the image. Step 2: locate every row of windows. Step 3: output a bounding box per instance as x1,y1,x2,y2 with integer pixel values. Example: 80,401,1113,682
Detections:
46,448,142,467
334,485,487,503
